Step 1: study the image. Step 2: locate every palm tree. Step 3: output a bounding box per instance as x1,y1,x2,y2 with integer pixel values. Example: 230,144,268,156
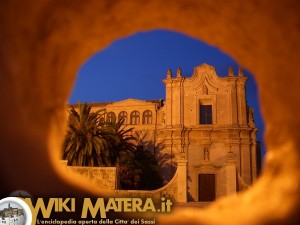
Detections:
101,119,139,189
63,102,111,166
101,118,137,165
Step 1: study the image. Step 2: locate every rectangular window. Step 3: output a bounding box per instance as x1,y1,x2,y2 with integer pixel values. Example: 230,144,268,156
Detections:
200,105,212,124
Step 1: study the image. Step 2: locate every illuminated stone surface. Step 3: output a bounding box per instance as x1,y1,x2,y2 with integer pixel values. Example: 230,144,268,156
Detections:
0,0,299,224
82,64,259,203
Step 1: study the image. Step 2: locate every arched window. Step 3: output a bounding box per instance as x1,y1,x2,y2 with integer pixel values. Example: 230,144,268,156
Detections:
143,110,152,124
99,116,105,124
118,111,128,124
107,112,116,123
130,110,140,125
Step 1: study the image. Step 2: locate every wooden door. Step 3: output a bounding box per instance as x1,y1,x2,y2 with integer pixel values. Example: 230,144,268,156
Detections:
198,174,216,201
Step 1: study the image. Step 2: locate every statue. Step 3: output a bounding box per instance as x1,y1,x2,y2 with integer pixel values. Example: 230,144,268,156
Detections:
204,148,210,161
176,67,182,78
203,85,208,95
228,66,234,76
167,69,172,78
248,107,255,127
238,66,244,76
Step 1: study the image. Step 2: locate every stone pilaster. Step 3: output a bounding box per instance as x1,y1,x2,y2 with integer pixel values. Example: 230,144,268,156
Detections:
176,159,188,202
228,76,238,126
172,76,184,127
225,153,237,195
250,128,258,182
236,73,248,126
240,144,251,185
163,74,173,127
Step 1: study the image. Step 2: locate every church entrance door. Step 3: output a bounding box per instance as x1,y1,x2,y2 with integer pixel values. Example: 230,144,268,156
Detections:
198,174,216,201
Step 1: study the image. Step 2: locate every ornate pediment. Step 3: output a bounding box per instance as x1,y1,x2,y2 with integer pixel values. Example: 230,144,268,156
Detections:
187,64,228,94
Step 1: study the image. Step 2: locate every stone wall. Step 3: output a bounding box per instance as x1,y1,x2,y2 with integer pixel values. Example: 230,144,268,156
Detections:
61,161,116,192
115,169,178,203
61,160,178,202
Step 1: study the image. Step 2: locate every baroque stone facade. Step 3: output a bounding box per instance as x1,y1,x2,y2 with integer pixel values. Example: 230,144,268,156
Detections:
77,63,259,203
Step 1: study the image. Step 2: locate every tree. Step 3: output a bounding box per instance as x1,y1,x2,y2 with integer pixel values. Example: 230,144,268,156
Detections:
132,131,164,190
133,145,163,190
101,119,136,165
63,102,111,166
62,103,163,190
101,118,140,189
117,150,139,189
118,145,164,190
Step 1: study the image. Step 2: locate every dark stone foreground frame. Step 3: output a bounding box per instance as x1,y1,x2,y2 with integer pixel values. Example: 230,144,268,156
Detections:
0,1,299,224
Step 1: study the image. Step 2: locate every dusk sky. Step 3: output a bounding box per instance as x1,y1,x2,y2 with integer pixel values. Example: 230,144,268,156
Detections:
69,30,265,158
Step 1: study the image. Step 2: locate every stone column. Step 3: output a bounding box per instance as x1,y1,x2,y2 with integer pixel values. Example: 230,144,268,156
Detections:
177,159,188,202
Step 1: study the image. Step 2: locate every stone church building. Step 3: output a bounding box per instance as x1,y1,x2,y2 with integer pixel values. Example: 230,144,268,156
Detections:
78,63,260,202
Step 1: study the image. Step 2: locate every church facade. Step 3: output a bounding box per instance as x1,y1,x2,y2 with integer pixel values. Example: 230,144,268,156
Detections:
79,64,260,202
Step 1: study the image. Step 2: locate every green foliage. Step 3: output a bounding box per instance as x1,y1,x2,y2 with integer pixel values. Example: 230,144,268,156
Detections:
63,102,163,190
63,102,110,166
118,150,140,189
101,119,136,166
118,145,163,190
134,145,163,190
